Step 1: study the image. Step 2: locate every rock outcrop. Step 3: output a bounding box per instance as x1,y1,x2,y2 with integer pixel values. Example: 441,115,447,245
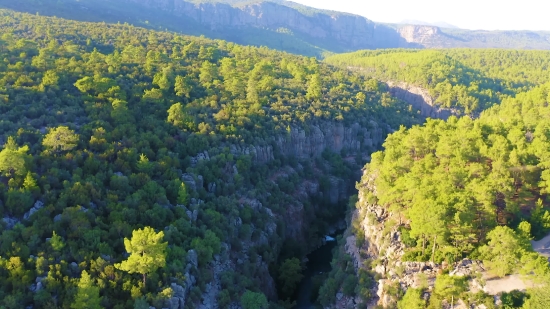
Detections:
165,249,198,309
275,122,384,159
188,121,387,165
386,81,458,120
397,25,441,45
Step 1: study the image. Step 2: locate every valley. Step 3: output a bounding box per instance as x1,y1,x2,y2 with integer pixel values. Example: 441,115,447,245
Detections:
0,1,549,309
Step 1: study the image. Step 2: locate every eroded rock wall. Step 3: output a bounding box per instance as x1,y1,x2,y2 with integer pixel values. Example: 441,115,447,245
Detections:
386,81,457,119
119,0,414,50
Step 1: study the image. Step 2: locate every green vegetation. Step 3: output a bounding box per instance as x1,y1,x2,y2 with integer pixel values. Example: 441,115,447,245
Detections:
325,49,550,114
277,257,303,299
115,227,168,285
398,288,425,309
0,9,423,309
72,270,102,309
365,83,550,261
358,82,550,307
240,290,268,309
0,0,357,57
316,233,375,307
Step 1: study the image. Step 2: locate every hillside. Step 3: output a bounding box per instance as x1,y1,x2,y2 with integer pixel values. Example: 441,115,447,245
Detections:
2,0,550,57
320,83,550,309
0,9,423,309
325,49,550,115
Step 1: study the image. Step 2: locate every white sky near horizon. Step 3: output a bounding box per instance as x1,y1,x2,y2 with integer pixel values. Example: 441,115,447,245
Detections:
290,0,550,31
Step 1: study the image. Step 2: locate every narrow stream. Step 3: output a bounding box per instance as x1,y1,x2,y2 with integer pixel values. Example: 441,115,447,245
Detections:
295,230,345,308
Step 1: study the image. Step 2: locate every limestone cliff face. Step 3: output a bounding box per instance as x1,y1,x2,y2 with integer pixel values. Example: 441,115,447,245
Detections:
397,25,441,44
386,81,458,120
119,0,411,50
275,121,385,159
208,121,387,164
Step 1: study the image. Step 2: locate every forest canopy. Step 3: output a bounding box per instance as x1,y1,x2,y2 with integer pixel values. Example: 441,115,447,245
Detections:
362,82,550,275
325,49,550,115
0,9,422,309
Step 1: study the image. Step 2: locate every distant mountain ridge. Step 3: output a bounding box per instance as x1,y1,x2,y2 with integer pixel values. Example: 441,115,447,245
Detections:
1,0,550,56
399,19,460,29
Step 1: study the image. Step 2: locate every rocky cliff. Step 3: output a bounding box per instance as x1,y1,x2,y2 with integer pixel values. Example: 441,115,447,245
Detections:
386,81,458,119
397,25,441,45
118,0,412,51
3,0,550,57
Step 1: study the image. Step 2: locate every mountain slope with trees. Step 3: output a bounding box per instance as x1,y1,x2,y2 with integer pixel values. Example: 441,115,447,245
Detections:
325,49,550,115
0,9,423,309
2,0,550,57
336,81,550,309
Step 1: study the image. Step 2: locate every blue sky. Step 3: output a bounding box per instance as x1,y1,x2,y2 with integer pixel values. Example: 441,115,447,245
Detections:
291,0,550,31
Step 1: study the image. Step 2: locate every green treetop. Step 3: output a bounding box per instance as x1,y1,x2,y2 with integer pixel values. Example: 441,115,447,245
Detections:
240,290,268,309
42,126,79,154
71,270,102,309
0,136,29,178
115,227,167,285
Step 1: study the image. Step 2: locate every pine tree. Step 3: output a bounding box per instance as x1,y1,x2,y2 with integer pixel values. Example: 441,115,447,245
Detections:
50,231,66,252
177,182,189,205
306,74,322,100
0,136,29,177
174,76,191,98
23,172,38,193
72,270,102,309
115,227,167,285
398,288,425,309
42,126,79,154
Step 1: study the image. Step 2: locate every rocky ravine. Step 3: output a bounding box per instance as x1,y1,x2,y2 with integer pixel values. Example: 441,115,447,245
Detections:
167,121,389,309
0,119,390,309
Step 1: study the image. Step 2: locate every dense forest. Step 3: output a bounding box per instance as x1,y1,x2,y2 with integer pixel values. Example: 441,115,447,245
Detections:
0,9,423,309
2,3,550,309
325,49,550,115
355,83,550,308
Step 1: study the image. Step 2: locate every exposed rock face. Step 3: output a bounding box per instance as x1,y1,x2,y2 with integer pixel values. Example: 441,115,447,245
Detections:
2,217,19,230
119,0,413,50
275,122,384,159
165,249,197,309
189,121,386,165
386,81,457,120
23,201,44,221
397,25,441,44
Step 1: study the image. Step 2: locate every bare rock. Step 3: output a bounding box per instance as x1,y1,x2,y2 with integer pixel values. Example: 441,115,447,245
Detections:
182,173,197,191
23,201,44,220
2,217,19,230
386,81,457,120
187,250,198,268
